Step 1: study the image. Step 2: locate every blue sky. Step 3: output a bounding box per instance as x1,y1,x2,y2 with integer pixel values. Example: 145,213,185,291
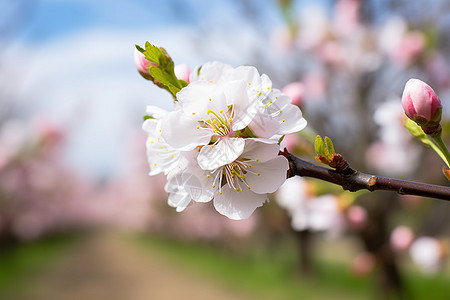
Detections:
2,0,292,179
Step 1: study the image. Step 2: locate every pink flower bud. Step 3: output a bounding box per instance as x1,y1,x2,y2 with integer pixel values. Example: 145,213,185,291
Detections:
282,81,304,106
174,64,190,83
401,78,442,133
134,48,156,80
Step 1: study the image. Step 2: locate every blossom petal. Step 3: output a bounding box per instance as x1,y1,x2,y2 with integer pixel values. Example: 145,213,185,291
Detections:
241,139,280,163
277,104,308,135
161,110,211,150
192,61,233,82
245,156,289,194
213,186,267,220
198,138,245,170
165,179,192,212
167,191,191,212
177,81,228,120
145,105,168,119
166,160,216,203
247,113,281,138
219,81,258,130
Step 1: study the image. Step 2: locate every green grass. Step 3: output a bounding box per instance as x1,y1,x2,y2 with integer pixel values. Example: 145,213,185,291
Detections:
134,234,450,300
0,233,78,293
133,234,375,300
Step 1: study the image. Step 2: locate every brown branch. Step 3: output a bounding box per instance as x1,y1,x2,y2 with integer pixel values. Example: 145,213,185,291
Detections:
281,150,450,201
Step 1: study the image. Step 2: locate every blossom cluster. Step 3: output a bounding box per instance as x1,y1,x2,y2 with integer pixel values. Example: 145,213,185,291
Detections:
139,57,307,219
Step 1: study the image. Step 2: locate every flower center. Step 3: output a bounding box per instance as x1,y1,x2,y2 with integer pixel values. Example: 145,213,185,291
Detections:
200,106,235,139
209,156,261,194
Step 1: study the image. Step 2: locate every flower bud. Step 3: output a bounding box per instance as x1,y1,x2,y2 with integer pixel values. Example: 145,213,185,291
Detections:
134,48,156,80
174,64,190,83
401,78,442,135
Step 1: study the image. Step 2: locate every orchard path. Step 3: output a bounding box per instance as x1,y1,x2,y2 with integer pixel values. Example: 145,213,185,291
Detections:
3,232,255,300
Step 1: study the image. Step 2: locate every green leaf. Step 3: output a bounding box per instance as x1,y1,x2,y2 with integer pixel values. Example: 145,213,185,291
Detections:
135,44,145,53
143,115,154,121
149,66,181,97
324,136,335,155
179,80,189,88
142,41,165,65
405,118,434,146
314,135,325,156
278,135,285,144
405,118,448,165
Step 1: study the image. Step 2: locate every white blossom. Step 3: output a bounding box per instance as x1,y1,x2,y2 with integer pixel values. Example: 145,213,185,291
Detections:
143,61,307,219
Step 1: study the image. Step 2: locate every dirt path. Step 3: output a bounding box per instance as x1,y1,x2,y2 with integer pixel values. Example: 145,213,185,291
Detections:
4,232,255,300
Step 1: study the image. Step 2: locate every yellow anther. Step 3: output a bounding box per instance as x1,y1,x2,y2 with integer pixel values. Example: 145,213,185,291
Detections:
171,155,174,158
209,80,213,83
265,101,273,108
282,119,286,122
248,186,251,189
212,184,216,188
161,146,164,149
192,112,196,115
219,110,223,113
209,145,212,148
154,163,157,166
255,159,259,162
235,188,240,192
228,118,233,123
257,173,261,176
219,191,222,194
275,96,278,99
248,82,251,85
196,126,200,129
279,110,282,113
206,174,210,178
209,98,212,101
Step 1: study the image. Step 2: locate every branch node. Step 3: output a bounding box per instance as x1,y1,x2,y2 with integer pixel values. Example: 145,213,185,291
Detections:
368,176,378,191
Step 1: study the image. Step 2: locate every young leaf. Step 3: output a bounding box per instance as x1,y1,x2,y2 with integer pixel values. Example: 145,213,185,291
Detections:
324,136,335,155
149,66,181,97
315,135,325,156
143,115,154,121
143,41,165,65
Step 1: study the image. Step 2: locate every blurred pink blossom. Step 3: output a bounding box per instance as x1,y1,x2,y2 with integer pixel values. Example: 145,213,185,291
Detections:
346,205,367,231
276,177,345,236
334,0,361,37
351,252,376,276
366,99,421,176
390,225,414,252
282,81,304,106
409,236,446,273
394,31,425,66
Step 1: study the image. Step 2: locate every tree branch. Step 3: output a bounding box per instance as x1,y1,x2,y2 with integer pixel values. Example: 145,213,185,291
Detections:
282,150,450,201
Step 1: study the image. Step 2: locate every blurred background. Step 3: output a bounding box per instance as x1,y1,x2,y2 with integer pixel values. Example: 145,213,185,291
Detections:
1,0,450,299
